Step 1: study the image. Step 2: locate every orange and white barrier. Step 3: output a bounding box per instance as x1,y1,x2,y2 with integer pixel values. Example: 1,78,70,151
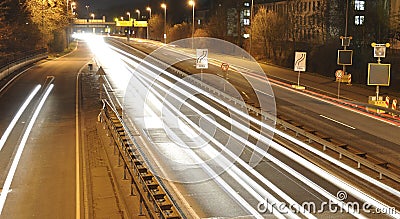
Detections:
385,96,390,108
392,99,398,111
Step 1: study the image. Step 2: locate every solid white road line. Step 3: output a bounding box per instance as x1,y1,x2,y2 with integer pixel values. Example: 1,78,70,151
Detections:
75,72,81,219
0,85,41,151
0,84,54,216
319,115,356,130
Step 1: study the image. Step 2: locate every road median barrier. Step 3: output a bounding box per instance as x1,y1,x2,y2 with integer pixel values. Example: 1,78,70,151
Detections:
99,100,183,219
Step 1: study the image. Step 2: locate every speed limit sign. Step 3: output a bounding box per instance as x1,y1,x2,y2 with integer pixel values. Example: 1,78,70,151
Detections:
335,69,344,79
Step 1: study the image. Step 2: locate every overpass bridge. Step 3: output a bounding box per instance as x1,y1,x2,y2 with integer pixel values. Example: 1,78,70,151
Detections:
72,18,115,34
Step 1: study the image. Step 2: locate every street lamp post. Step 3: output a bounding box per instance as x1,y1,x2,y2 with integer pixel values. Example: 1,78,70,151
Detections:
146,7,152,39
146,7,152,18
136,9,141,20
127,12,131,21
91,13,95,33
188,0,195,49
249,0,254,55
85,5,89,19
161,3,167,44
71,2,76,14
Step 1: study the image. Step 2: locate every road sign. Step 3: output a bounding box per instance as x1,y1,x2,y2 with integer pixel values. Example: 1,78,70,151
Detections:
294,52,306,72
367,63,391,86
337,50,353,65
196,49,208,69
134,20,148,27
116,20,133,27
374,45,386,58
335,69,344,79
221,63,229,71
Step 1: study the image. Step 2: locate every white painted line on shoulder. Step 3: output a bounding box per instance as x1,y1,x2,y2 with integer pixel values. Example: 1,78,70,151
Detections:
319,115,356,130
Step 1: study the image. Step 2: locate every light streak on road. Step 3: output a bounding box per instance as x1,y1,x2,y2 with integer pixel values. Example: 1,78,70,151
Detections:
0,85,41,152
132,63,360,218
0,84,54,216
116,48,397,218
86,37,399,218
133,68,296,218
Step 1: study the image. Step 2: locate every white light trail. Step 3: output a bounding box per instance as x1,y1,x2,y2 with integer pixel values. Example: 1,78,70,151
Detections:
142,79,294,219
116,46,400,198
0,84,54,215
93,39,399,218
0,85,41,152
115,48,397,217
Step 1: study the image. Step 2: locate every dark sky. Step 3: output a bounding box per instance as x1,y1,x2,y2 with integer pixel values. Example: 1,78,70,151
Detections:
76,0,211,22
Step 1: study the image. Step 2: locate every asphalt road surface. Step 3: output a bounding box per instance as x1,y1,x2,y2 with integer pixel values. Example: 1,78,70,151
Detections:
0,44,92,218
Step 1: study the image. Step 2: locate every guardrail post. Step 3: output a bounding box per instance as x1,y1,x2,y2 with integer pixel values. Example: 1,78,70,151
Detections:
357,162,361,169
139,196,145,216
130,178,136,196
339,153,342,159
379,172,383,180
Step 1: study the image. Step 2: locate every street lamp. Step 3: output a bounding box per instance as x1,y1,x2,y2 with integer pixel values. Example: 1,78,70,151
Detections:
91,13,95,21
127,12,131,21
146,7,152,18
71,2,76,14
85,5,89,18
249,0,254,55
161,3,167,43
136,9,141,20
146,7,152,40
120,16,124,21
188,0,195,49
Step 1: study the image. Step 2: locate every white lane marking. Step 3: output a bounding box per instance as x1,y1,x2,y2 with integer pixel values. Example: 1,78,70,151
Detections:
75,71,81,219
319,115,356,130
0,85,41,151
0,84,54,215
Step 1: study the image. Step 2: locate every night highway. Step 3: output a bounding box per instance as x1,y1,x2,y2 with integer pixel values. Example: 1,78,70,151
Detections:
1,0,400,218
0,44,92,218
0,35,398,219
83,34,399,218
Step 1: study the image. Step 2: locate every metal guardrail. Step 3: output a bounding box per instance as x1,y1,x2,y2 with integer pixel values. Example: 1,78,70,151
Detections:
0,49,47,70
0,49,48,81
99,99,182,219
116,42,400,184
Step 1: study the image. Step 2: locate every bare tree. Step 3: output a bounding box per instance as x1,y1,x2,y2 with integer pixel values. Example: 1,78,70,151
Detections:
25,0,69,51
0,0,11,53
250,6,285,60
166,22,190,43
205,6,227,40
0,0,42,53
148,14,164,41
194,28,209,37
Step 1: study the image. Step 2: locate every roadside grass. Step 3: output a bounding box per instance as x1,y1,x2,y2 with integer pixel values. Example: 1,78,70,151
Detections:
47,40,78,59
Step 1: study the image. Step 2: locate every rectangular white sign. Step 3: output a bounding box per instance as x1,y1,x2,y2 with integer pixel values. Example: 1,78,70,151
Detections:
196,49,208,69
294,52,307,72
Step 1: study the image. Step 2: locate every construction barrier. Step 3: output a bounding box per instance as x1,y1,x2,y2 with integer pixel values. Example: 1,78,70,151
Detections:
392,99,398,116
385,96,390,108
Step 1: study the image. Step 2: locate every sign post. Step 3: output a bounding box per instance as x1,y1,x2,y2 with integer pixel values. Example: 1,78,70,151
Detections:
335,69,344,99
293,52,306,90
